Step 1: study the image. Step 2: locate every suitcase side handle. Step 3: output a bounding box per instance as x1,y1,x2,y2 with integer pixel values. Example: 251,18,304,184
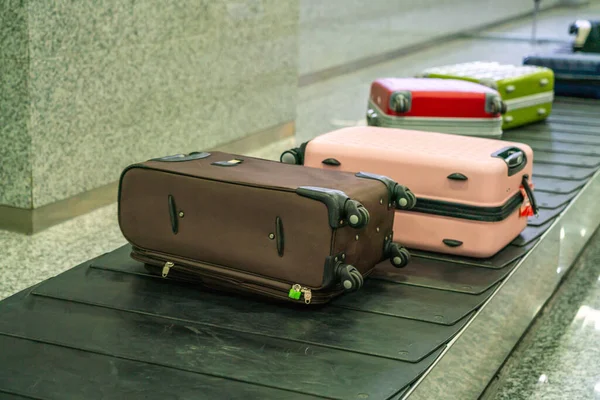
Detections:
491,146,527,176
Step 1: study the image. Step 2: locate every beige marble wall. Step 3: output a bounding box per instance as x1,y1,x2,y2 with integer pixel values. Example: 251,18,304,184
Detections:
0,2,31,208
298,0,562,76
1,0,299,209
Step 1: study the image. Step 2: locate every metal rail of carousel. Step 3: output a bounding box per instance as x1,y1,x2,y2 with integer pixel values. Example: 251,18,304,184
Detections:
1,96,600,400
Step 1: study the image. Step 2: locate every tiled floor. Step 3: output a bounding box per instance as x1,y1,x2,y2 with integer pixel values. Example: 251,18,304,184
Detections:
1,4,600,399
487,226,600,400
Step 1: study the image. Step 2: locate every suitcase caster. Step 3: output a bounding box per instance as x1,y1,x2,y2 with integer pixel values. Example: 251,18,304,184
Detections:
335,263,363,292
385,242,411,268
391,93,409,113
366,109,380,126
344,200,370,229
394,185,417,210
487,96,506,115
280,148,302,165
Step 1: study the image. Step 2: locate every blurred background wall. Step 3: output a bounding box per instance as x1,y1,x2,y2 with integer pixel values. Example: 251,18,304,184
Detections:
298,0,563,77
0,0,578,233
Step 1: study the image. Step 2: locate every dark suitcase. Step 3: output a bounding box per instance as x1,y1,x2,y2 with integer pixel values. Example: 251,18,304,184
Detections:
118,151,413,305
523,52,600,99
569,19,600,53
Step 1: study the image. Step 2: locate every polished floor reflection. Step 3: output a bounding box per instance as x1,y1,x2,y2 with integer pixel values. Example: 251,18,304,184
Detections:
487,227,600,400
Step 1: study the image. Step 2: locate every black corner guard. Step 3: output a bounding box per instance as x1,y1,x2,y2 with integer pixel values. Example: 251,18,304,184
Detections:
296,187,348,228
296,186,368,229
355,172,397,204
355,172,416,210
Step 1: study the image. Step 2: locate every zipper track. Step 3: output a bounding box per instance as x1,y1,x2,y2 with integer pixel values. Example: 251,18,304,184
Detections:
409,192,524,222
132,248,344,305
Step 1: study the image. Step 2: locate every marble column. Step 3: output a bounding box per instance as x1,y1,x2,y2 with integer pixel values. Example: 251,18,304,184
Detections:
0,0,299,233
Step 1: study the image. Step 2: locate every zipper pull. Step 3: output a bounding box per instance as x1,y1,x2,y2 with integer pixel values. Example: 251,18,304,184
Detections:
288,284,302,300
162,261,174,278
301,287,312,305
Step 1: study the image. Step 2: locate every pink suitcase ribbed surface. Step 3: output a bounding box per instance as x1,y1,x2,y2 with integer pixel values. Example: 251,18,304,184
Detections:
300,126,535,258
304,126,533,207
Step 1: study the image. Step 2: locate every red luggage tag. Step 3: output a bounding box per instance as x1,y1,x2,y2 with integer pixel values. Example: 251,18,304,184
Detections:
519,184,535,218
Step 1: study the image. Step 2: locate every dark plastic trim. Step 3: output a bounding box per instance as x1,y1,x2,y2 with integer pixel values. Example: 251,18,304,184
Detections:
355,171,396,204
322,158,341,166
321,252,345,288
447,173,468,181
168,195,178,234
491,146,527,176
275,216,284,257
443,239,463,247
410,192,524,222
295,186,349,228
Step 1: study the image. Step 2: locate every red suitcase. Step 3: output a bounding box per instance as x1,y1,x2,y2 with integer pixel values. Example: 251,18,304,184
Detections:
366,78,507,138
281,127,538,258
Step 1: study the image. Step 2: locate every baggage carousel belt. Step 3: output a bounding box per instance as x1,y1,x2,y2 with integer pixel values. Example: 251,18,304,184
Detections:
1,98,599,400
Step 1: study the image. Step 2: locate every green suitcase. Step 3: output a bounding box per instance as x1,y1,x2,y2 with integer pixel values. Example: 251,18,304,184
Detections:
417,62,555,130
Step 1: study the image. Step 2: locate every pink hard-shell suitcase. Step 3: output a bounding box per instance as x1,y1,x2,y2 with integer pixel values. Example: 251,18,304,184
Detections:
280,126,538,258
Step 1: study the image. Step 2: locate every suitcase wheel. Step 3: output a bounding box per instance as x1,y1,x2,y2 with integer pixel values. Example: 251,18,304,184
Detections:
345,200,370,229
391,93,409,113
394,186,417,210
386,242,411,268
488,97,506,115
366,109,380,126
500,101,508,114
280,149,301,165
334,263,363,292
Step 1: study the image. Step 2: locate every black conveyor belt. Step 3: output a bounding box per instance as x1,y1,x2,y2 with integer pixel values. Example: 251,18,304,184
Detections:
1,97,599,400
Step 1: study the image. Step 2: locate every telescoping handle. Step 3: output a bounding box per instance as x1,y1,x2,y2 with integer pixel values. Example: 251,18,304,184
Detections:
532,0,541,44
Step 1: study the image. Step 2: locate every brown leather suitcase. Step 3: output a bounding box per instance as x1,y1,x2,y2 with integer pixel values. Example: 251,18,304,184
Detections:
118,151,414,305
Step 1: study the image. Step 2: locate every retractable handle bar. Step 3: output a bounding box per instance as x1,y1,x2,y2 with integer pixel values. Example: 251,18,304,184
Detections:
532,0,542,44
